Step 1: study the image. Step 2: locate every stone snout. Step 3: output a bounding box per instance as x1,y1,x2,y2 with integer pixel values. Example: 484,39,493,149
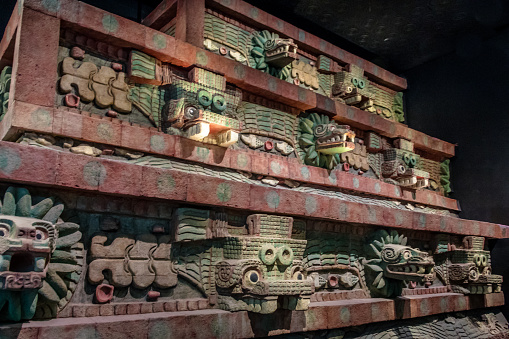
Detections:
315,126,356,155
183,109,240,147
381,148,430,189
164,100,241,148
382,245,435,283
397,167,430,189
264,37,299,68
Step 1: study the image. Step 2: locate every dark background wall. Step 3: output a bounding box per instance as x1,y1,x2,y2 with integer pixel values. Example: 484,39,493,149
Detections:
404,29,509,225
403,26,509,316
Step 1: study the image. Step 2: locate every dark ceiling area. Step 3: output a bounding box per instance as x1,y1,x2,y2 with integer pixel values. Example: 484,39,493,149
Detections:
2,0,509,72
245,0,509,72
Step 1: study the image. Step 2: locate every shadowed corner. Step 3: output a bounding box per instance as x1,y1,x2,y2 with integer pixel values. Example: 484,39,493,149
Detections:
248,308,306,337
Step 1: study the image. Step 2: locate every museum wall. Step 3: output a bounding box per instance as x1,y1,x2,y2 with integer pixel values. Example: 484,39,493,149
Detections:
404,28,509,316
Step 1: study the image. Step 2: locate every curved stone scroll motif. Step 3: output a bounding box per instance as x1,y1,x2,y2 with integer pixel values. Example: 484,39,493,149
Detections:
0,187,83,321
88,234,178,290
59,54,132,113
364,230,435,298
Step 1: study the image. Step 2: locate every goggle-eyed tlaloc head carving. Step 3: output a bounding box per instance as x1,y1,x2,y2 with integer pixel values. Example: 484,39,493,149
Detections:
164,70,242,148
382,149,430,189
215,240,312,314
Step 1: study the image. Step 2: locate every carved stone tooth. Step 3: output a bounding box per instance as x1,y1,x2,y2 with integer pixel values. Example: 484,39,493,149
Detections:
247,298,254,312
418,266,425,274
296,297,310,311
282,296,289,309
186,122,210,141
405,266,411,273
410,265,417,273
253,299,262,313
260,299,277,314
217,130,238,147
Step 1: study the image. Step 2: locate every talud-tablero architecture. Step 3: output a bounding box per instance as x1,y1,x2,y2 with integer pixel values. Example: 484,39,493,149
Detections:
0,0,507,337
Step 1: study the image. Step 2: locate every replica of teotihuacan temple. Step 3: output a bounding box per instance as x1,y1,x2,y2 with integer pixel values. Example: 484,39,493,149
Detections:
0,0,508,337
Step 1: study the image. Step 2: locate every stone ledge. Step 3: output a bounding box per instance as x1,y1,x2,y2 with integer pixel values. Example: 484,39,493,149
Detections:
0,141,506,239
0,101,459,212
6,1,455,157
397,292,505,319
56,298,211,319
0,293,503,338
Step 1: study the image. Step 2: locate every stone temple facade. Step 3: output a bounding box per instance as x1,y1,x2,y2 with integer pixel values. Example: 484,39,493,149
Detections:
0,0,508,338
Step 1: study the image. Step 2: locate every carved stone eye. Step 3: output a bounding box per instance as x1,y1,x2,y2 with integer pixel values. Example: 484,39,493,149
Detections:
0,223,10,237
184,106,200,120
244,270,260,286
403,153,411,165
293,272,304,280
249,272,259,283
397,164,407,175
259,244,276,265
402,250,412,260
409,156,417,167
35,229,48,241
212,95,227,112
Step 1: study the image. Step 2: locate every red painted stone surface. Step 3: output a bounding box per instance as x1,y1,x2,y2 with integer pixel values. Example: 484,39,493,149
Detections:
0,292,502,337
12,8,60,107
0,142,501,238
